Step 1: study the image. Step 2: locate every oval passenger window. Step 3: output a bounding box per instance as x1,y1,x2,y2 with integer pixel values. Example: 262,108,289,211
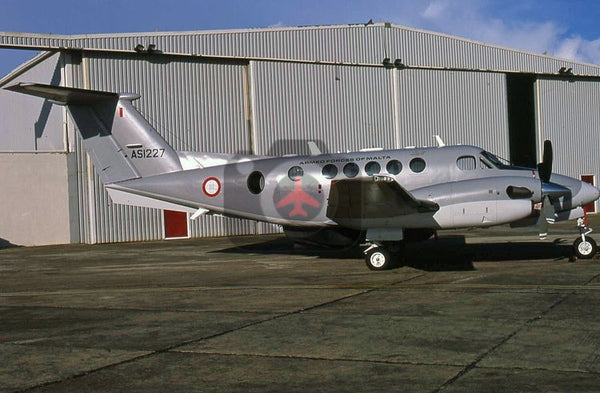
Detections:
386,160,402,175
343,163,359,178
322,164,338,179
288,166,304,181
409,158,426,173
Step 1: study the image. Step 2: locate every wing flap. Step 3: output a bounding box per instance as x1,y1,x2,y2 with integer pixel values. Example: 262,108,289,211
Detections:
326,176,438,221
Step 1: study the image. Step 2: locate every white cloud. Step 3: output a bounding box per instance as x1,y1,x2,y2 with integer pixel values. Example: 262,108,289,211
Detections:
555,36,600,65
422,1,449,20
390,0,600,65
268,21,286,28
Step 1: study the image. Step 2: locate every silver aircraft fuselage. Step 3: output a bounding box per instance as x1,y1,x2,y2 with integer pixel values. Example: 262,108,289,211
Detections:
107,145,599,230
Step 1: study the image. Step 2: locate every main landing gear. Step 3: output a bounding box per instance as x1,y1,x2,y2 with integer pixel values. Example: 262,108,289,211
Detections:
573,217,598,259
364,242,404,271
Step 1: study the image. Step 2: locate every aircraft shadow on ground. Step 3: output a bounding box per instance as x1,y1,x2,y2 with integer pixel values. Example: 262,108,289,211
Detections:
215,236,576,272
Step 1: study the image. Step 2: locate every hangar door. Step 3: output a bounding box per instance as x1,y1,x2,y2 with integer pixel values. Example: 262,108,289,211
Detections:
395,70,509,157
74,53,255,244
536,79,600,184
252,61,396,155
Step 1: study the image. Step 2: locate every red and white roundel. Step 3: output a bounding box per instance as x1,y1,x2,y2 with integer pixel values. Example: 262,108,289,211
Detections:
202,177,221,197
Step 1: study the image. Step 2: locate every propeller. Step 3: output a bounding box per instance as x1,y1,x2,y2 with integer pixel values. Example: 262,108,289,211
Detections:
536,140,568,239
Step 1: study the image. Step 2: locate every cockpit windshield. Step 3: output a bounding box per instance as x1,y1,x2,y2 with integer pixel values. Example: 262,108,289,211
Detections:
480,151,522,170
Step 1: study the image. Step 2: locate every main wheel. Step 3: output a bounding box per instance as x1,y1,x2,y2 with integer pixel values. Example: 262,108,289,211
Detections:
365,247,392,271
573,237,598,259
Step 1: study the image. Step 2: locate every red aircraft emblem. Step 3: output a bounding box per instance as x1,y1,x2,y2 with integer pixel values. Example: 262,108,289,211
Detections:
276,178,320,217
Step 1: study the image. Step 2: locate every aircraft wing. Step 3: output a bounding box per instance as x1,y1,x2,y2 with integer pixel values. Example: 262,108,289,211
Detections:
326,176,439,221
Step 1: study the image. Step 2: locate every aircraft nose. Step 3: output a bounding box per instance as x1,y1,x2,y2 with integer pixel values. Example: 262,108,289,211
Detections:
578,181,600,206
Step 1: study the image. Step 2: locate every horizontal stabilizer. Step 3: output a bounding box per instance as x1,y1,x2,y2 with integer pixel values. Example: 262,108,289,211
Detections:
5,82,182,185
5,82,118,105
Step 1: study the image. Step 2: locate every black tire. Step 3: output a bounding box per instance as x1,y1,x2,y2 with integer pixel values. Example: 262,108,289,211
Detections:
365,247,392,271
573,237,598,259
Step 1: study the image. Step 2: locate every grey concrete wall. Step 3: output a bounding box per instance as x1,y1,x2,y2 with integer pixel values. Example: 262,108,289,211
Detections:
0,152,78,246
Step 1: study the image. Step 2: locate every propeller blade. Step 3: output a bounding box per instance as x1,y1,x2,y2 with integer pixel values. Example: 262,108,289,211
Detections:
537,140,553,183
538,195,556,240
538,218,548,240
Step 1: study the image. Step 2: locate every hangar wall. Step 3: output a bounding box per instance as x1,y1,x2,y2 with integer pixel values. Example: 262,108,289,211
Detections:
537,79,600,178
395,70,509,156
0,152,78,246
252,61,397,155
537,79,600,212
0,52,75,246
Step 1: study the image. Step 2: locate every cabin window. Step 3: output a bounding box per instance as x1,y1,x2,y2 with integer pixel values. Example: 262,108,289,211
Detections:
247,171,265,194
322,164,338,179
409,158,426,173
288,166,304,181
365,161,381,176
343,162,360,178
386,160,402,175
457,156,476,171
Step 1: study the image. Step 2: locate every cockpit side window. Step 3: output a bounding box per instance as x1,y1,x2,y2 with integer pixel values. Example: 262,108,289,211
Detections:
479,157,493,169
480,151,511,169
457,156,476,170
480,150,529,171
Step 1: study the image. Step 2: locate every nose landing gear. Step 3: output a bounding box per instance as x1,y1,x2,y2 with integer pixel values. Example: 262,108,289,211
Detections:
573,217,598,259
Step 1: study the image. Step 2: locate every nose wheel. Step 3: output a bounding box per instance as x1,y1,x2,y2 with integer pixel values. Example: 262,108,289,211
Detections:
573,237,597,259
573,217,598,259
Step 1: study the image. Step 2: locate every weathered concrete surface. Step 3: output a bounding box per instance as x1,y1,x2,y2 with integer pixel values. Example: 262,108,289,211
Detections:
1,218,600,392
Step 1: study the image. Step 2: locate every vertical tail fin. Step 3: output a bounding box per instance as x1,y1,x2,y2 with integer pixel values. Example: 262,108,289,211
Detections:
5,83,182,184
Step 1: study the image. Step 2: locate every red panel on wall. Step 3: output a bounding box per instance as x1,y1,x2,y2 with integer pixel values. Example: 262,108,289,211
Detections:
581,175,596,214
164,210,188,238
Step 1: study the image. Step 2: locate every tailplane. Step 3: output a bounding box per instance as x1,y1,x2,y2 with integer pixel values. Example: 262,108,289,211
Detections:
5,83,182,184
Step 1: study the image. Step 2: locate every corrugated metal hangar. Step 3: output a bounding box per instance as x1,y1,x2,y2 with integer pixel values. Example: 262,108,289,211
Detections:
1,23,599,246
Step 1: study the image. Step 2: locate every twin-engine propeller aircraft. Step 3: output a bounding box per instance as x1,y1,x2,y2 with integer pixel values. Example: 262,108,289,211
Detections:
6,82,600,270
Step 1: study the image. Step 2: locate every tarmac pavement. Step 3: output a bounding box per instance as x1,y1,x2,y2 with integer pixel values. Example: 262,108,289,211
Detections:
1,217,600,392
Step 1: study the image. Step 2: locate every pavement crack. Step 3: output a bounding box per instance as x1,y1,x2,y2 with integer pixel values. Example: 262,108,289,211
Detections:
475,364,600,376
172,350,463,369
432,292,572,393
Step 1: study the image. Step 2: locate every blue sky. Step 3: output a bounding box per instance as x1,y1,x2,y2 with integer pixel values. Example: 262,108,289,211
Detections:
2,0,600,77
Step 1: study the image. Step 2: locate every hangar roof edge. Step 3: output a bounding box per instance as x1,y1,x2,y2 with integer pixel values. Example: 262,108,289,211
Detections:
1,23,599,73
